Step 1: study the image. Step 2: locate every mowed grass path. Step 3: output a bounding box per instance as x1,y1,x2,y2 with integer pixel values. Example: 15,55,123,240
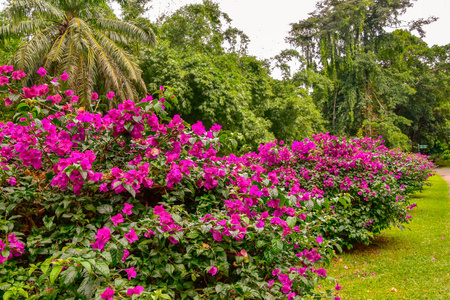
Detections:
324,174,450,299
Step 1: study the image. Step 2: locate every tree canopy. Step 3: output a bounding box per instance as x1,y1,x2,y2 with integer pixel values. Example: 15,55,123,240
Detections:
285,0,447,150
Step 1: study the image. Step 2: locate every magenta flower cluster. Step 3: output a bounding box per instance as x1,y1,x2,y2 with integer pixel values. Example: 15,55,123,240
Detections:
0,234,25,265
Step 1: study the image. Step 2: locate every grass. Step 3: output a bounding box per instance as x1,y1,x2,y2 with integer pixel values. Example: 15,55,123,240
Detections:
322,174,450,299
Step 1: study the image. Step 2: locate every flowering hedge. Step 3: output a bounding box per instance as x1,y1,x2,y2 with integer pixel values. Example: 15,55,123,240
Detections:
0,66,433,299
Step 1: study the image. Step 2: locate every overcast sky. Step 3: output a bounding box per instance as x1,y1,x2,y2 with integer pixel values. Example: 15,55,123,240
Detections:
143,0,450,61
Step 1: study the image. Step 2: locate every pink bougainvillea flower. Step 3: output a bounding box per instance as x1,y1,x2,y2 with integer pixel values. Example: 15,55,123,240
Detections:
91,227,111,251
315,268,327,277
12,70,26,80
8,234,25,257
100,287,115,300
37,67,47,77
125,266,137,280
191,121,206,135
7,177,16,186
208,265,218,276
124,228,138,244
272,269,280,276
144,229,155,238
122,249,130,262
166,168,182,188
122,203,133,215
111,214,124,226
126,286,144,296
60,71,69,81
65,89,74,97
168,236,178,244
334,297,341,300
335,283,342,291
91,92,99,100
0,76,9,86
99,183,109,192
107,92,115,100
316,236,324,244
210,123,222,132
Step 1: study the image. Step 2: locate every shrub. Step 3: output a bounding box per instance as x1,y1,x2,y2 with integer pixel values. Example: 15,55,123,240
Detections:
0,66,433,299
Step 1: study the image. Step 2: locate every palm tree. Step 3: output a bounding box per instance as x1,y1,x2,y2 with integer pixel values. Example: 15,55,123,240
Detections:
1,0,156,106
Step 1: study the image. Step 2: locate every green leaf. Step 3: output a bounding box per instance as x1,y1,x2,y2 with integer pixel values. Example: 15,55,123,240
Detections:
95,260,110,277
3,291,12,300
114,278,127,288
256,240,266,248
41,257,53,274
166,264,175,275
123,184,136,198
50,265,64,285
63,267,78,285
186,230,200,239
338,198,348,208
101,251,112,263
286,216,296,228
305,200,314,210
34,118,42,128
9,93,21,101
0,283,11,291
271,239,283,254
79,260,92,274
97,204,113,214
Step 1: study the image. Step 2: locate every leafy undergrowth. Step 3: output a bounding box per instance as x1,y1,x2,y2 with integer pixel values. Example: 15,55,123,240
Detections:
323,174,450,299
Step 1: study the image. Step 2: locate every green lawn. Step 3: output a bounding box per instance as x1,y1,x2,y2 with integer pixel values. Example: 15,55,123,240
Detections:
323,174,450,299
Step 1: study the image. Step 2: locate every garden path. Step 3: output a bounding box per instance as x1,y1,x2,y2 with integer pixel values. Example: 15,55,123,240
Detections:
436,168,450,187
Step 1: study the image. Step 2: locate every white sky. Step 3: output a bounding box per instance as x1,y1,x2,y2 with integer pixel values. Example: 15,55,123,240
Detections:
143,0,450,61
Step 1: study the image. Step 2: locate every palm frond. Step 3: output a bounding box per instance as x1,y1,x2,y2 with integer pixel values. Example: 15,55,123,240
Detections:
76,18,121,93
44,29,69,67
92,28,141,81
13,24,59,73
93,18,155,46
8,0,63,23
0,20,52,38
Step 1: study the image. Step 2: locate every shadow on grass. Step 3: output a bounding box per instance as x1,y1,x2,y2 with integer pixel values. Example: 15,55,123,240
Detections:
343,235,403,254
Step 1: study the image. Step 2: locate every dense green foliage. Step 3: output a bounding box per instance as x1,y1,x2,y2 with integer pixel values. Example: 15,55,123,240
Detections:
139,1,324,148
285,0,450,152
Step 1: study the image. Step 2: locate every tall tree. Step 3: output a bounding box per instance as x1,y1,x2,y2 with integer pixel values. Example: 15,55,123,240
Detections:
1,0,156,105
286,0,436,149
140,1,324,148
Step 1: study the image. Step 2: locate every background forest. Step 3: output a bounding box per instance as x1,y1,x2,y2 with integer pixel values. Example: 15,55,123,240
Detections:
1,0,449,156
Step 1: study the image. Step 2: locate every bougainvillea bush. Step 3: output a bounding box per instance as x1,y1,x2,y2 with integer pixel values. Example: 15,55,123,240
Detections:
0,66,433,300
